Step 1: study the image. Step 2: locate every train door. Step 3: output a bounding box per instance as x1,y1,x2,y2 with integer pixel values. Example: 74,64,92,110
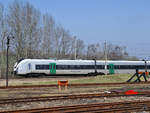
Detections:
49,63,56,74
109,64,115,74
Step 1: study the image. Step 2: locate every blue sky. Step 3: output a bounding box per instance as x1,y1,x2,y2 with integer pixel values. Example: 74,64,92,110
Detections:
0,0,150,59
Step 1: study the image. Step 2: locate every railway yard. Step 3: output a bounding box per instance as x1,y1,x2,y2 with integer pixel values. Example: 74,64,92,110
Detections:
0,74,149,112
1,0,150,112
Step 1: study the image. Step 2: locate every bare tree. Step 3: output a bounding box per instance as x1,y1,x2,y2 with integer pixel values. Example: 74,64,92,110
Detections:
0,3,8,78
7,1,25,59
54,26,73,59
41,14,55,58
53,26,62,59
22,2,41,58
86,43,101,59
8,1,41,59
60,29,73,58
0,3,6,53
104,43,129,60
76,39,85,59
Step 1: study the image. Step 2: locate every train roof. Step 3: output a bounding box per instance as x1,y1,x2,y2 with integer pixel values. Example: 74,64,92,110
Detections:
19,59,150,63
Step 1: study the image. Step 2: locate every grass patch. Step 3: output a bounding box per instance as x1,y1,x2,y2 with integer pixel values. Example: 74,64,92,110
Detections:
69,74,141,84
22,82,32,85
38,81,56,85
5,73,149,86
18,81,57,86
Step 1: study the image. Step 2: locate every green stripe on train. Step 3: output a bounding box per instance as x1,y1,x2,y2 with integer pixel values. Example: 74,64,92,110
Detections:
109,64,115,74
49,63,56,74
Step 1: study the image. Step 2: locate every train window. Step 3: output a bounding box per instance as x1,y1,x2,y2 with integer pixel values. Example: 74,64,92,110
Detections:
64,65,68,69
121,65,124,69
147,65,150,69
142,65,146,69
69,65,75,69
116,65,146,69
90,65,95,69
107,65,109,69
81,65,87,69
59,65,64,69
85,65,89,69
136,65,145,69
36,65,49,70
128,65,131,69
98,64,141,69
114,65,118,69
45,65,49,69
85,65,90,69
97,65,104,69
82,65,94,69
35,65,40,70
34,63,150,70
132,65,136,69
101,65,104,69
56,65,60,69
75,65,81,69
96,65,100,69
125,65,128,69
56,65,96,70
82,65,87,69
56,65,67,70
120,65,130,69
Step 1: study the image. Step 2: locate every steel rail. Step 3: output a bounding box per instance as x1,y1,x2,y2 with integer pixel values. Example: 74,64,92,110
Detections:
0,81,150,89
1,100,150,113
0,91,149,105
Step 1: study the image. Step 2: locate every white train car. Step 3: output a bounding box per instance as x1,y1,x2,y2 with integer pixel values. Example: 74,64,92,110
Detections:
13,59,150,76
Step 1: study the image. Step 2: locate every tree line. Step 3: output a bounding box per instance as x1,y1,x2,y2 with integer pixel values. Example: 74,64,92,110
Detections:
0,1,138,78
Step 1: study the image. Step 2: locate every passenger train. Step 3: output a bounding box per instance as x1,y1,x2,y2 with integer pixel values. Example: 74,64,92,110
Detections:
13,59,150,76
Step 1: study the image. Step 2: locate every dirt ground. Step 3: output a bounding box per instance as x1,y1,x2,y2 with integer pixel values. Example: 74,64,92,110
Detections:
0,77,150,112
1,96,150,112
0,85,150,112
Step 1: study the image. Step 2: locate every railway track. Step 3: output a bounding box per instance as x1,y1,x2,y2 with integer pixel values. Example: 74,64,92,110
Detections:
0,91,150,105
2,100,150,113
0,81,150,89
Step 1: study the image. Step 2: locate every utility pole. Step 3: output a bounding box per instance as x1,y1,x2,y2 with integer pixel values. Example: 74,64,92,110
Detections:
104,41,107,75
6,35,14,87
6,36,10,87
143,59,147,74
